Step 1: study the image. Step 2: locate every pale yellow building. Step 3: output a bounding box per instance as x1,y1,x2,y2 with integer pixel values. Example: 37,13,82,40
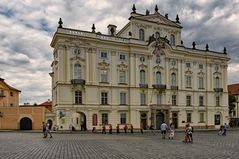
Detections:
50,5,229,130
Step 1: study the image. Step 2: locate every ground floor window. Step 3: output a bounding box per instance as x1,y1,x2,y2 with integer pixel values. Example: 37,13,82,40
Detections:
186,113,191,123
214,114,220,125
102,113,108,125
199,113,205,123
120,113,126,124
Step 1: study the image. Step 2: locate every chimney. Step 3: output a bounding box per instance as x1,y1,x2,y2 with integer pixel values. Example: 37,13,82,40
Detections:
107,24,117,36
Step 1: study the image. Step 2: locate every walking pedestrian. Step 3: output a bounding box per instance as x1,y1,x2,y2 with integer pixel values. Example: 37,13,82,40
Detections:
109,124,112,134
124,124,128,133
42,122,47,138
160,121,168,139
222,123,227,136
187,124,193,143
130,124,134,134
116,124,120,134
46,121,53,138
102,124,106,134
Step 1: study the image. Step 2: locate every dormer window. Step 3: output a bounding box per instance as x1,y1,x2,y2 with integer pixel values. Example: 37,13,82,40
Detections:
155,32,160,39
170,34,175,46
139,29,145,41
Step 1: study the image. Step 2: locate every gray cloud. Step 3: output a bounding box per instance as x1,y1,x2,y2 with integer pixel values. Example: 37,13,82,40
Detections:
0,0,238,104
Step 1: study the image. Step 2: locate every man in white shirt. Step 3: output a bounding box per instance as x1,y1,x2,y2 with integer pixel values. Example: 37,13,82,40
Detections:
160,121,168,139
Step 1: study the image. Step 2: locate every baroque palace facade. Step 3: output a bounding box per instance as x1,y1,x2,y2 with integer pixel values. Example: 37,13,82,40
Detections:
50,5,229,130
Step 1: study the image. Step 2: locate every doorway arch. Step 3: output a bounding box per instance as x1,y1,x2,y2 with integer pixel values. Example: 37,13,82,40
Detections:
76,112,87,131
20,117,32,130
156,111,164,130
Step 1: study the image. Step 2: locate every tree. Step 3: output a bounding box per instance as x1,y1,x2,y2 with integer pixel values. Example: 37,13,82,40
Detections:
229,94,236,115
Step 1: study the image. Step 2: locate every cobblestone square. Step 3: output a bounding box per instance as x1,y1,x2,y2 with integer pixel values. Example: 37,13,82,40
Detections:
0,130,238,159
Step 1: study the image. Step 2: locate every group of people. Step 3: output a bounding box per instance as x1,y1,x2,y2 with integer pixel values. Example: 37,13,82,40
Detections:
42,121,53,138
160,122,175,139
218,123,228,136
183,123,193,143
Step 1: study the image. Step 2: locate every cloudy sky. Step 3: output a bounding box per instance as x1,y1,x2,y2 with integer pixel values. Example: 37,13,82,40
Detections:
0,0,238,104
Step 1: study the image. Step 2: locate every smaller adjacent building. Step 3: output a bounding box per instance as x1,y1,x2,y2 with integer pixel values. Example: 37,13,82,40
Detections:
228,83,239,121
0,78,47,130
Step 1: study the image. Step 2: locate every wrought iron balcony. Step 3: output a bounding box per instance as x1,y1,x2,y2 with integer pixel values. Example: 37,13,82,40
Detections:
71,79,85,85
214,88,223,92
171,85,178,90
139,84,148,88
152,84,166,90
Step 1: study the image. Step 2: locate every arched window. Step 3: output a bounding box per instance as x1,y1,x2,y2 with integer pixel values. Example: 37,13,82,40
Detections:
155,32,160,39
215,77,220,88
140,70,146,84
171,73,176,86
170,34,175,46
139,29,145,41
74,64,81,79
156,71,161,84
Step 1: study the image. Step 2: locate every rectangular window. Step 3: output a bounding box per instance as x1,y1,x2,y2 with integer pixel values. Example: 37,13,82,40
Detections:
198,77,204,89
186,62,191,68
199,96,204,106
120,92,126,105
101,51,108,58
199,64,203,69
101,70,108,82
119,54,126,61
157,94,161,105
102,113,108,124
186,76,192,88
216,96,220,106
75,91,82,104
187,113,191,123
101,92,108,105
119,71,126,83
10,92,13,96
0,89,3,96
172,95,177,106
186,95,191,106
140,93,146,105
199,113,204,123
120,113,126,124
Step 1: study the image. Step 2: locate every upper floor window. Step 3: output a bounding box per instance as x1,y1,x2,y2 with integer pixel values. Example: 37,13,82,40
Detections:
199,64,203,69
216,96,220,106
75,91,82,104
157,94,161,105
120,92,126,105
186,62,191,68
215,77,220,88
101,70,108,82
198,77,204,89
170,34,175,46
74,64,81,79
119,54,126,61
0,89,3,96
172,95,177,106
186,95,191,106
140,93,146,105
119,70,126,83
155,32,160,39
156,71,161,84
101,51,108,59
199,96,204,106
101,92,108,105
139,29,145,41
140,70,146,84
171,73,176,86
10,91,13,96
186,75,192,88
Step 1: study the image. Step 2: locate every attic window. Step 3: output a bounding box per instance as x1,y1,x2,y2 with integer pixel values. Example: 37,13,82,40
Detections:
139,29,144,41
170,34,175,46
10,92,13,96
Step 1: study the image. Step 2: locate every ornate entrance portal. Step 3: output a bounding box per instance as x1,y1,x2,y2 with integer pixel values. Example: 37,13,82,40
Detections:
156,112,164,129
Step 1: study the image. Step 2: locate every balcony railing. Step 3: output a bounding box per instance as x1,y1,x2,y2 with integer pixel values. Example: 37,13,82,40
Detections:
214,88,223,92
171,86,178,90
71,79,86,85
152,84,166,90
139,84,148,88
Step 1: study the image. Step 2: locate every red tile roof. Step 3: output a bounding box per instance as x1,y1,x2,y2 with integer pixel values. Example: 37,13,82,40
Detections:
39,100,52,112
228,83,239,95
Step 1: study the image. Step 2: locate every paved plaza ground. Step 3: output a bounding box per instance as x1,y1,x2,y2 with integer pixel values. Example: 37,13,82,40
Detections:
0,130,238,159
